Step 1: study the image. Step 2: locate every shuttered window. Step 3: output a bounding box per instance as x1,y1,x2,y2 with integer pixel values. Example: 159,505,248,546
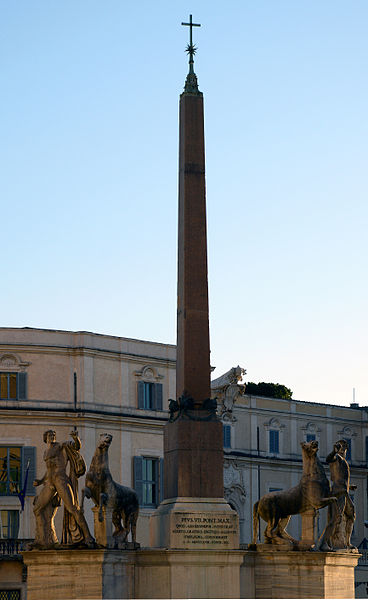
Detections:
137,382,163,410
0,373,27,400
0,446,35,497
0,510,19,539
269,430,279,454
223,425,231,448
134,456,164,507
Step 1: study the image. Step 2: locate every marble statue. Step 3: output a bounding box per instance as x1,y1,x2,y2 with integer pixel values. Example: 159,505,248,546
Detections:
81,433,139,545
326,439,356,550
250,440,339,550
31,429,94,549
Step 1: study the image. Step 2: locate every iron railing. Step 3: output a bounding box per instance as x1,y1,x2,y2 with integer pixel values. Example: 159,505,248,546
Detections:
0,538,32,555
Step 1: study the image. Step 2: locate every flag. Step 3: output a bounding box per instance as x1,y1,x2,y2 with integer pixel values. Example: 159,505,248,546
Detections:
17,459,30,511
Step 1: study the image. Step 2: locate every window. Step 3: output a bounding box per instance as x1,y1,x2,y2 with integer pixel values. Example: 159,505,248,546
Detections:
366,436,368,465
134,456,164,508
0,510,19,539
0,446,35,497
0,592,21,600
137,382,163,410
344,438,352,462
306,434,316,442
223,425,231,448
0,373,27,400
0,448,21,495
269,430,279,454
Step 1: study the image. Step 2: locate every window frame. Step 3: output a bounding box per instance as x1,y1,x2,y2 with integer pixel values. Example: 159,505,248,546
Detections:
269,429,279,454
134,455,164,508
0,447,22,496
0,372,27,401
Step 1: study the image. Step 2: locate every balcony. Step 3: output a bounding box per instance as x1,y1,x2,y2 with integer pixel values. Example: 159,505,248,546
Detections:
0,539,32,556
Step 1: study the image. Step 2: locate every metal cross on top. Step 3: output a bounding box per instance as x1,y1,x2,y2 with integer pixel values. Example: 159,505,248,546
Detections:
181,14,201,49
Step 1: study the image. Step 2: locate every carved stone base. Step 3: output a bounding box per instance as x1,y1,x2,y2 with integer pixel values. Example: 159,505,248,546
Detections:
22,549,136,600
22,547,243,599
149,497,239,550
135,548,244,599
241,547,360,599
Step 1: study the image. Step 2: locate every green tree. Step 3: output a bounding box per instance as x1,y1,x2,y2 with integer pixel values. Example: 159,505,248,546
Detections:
245,382,293,400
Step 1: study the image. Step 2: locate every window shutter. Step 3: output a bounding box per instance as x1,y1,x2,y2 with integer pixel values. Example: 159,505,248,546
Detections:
159,458,164,502
223,425,231,448
138,381,145,409
133,456,143,505
270,430,279,454
22,446,36,496
18,373,27,400
154,383,163,411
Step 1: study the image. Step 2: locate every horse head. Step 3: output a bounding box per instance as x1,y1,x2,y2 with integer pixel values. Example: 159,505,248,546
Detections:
98,433,113,451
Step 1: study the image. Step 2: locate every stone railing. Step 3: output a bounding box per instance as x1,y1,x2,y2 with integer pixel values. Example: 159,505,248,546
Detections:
0,538,32,555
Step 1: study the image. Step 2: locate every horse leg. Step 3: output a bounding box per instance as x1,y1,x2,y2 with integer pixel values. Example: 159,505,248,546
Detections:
277,516,297,544
251,501,259,546
81,486,91,512
99,492,108,522
130,510,138,544
112,509,126,539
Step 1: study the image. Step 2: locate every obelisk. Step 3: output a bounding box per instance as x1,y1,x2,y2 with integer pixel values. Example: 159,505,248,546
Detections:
150,15,239,551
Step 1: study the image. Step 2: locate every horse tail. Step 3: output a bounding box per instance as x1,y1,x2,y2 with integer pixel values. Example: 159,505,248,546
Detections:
252,500,260,545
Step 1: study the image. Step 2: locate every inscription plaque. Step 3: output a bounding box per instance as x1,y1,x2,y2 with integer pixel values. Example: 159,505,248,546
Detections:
171,513,238,549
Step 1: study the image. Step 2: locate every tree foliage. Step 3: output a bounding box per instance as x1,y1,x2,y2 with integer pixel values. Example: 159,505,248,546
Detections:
245,381,293,400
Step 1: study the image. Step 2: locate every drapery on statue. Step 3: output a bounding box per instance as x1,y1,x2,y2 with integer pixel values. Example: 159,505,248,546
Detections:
250,440,339,550
31,429,94,549
81,433,139,545
326,439,356,550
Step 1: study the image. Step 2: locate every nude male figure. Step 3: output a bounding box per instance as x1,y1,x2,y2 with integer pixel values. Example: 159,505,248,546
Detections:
326,439,356,549
33,429,94,548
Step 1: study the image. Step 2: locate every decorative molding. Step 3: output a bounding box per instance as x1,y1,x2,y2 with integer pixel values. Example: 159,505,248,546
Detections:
337,425,357,439
224,460,246,509
212,366,246,423
0,353,30,372
134,365,164,382
264,417,285,431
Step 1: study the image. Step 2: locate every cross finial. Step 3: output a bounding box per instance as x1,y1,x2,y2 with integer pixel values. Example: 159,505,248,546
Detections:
181,14,202,95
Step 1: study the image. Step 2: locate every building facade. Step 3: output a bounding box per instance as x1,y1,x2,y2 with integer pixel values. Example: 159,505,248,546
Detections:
1,327,368,596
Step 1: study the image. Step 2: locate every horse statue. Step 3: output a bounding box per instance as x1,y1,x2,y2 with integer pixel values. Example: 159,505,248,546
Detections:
81,433,139,546
251,440,339,550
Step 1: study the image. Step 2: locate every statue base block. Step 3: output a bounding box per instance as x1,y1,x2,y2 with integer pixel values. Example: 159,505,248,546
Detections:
241,547,360,599
22,549,136,600
150,496,239,549
22,547,243,599
135,548,244,599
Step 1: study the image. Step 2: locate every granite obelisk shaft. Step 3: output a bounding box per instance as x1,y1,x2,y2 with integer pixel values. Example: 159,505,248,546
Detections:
176,92,210,406
163,89,223,500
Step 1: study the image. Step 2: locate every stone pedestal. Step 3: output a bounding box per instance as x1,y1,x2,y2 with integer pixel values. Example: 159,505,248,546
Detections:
135,549,244,599
22,549,136,600
150,497,239,550
241,547,360,599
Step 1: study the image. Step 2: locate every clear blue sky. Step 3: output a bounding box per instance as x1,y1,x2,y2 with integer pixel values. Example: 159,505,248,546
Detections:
1,1,367,406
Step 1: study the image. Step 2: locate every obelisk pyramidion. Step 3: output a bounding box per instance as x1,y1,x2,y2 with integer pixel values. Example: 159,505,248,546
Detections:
150,16,239,552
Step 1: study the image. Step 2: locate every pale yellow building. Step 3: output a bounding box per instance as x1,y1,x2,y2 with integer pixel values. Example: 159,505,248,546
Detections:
1,327,368,597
